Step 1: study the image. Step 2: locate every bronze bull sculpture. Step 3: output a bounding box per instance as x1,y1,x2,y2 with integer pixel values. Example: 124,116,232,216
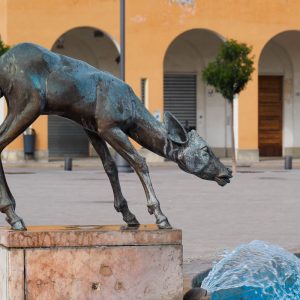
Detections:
0,43,232,230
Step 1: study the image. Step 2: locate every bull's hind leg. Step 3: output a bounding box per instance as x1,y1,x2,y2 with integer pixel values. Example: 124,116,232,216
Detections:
85,130,139,226
0,97,41,230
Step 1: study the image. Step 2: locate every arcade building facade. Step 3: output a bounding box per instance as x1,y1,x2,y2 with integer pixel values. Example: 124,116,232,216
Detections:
1,0,300,162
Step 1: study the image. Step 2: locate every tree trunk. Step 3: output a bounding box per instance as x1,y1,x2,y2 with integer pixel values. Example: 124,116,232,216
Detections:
230,99,237,173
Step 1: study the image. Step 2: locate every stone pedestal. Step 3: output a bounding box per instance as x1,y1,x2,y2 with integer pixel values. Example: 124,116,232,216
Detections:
0,225,182,300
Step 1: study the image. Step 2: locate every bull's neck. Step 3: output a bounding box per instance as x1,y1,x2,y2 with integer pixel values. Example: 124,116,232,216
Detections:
131,114,181,162
157,128,181,161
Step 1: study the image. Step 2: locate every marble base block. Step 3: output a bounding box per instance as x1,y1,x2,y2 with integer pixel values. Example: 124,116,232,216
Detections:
0,225,183,300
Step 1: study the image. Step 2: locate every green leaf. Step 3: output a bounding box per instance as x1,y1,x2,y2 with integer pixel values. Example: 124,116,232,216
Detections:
202,39,254,101
0,39,10,57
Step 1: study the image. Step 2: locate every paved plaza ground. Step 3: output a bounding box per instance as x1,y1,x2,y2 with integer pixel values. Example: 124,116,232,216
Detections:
1,157,300,284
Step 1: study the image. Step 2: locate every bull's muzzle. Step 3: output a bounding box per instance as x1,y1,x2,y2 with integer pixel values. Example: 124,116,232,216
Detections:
215,168,232,186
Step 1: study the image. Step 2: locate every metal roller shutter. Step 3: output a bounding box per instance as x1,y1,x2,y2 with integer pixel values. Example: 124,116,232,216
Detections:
48,116,89,158
164,74,197,130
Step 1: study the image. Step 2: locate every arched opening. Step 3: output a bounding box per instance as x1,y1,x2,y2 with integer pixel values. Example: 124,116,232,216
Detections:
163,29,229,157
258,30,300,157
49,27,119,158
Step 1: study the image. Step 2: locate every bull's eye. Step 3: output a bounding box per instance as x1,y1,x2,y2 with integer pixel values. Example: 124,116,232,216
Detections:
202,146,208,152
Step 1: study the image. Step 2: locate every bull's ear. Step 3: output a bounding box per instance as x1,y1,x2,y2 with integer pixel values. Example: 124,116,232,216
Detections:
164,111,188,144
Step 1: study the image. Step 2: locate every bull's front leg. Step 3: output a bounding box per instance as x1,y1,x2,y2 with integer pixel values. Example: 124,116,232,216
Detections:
100,127,172,229
0,160,26,230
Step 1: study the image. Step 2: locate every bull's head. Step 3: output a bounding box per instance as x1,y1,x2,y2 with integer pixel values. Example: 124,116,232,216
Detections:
164,112,232,186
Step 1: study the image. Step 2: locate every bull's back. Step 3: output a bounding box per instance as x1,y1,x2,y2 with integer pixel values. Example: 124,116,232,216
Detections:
0,43,61,98
1,43,60,76
1,43,138,127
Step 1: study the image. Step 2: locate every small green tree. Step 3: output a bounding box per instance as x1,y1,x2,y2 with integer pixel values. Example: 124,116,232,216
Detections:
0,39,9,56
202,39,254,173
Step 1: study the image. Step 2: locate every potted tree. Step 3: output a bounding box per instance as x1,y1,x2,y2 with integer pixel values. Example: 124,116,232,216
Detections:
202,39,254,173
0,39,9,56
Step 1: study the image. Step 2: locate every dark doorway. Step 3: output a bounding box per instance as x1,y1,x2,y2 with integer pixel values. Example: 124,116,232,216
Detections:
164,74,197,131
48,116,89,158
259,76,283,156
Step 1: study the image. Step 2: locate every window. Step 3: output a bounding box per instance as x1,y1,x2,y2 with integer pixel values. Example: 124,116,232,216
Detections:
140,78,148,107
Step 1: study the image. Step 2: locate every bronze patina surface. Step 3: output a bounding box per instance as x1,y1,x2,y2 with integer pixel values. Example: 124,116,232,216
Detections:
0,43,232,230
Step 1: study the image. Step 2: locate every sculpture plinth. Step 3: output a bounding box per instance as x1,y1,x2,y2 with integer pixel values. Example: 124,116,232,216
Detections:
0,225,183,300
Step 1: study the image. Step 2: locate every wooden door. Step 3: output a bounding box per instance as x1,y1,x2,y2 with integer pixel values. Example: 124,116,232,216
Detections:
259,76,283,156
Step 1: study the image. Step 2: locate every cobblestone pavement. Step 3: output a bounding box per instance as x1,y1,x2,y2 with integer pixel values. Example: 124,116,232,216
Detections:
1,158,300,285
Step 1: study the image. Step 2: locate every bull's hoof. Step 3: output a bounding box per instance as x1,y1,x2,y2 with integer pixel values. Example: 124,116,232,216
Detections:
157,218,172,229
125,215,140,227
126,217,140,227
10,219,27,231
3,206,27,231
